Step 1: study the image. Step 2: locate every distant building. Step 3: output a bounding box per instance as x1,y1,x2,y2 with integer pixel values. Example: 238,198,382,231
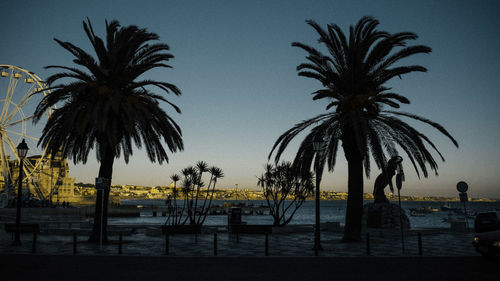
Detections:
0,153,75,203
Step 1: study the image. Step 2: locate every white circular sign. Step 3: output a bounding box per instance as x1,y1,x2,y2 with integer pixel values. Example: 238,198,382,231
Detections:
456,181,468,193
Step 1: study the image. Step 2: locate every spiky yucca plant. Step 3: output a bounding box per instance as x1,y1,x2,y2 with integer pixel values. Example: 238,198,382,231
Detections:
169,161,224,226
257,162,314,226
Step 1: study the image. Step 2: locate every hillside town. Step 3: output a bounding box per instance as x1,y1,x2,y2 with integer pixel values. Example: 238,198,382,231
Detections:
3,157,495,207
73,183,497,203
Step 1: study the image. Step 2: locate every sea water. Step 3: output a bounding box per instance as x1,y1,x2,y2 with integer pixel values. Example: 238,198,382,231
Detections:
113,199,500,229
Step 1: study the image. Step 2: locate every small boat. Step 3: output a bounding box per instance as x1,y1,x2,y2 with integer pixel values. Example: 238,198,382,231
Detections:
410,210,426,217
442,217,466,223
409,206,438,214
453,209,477,218
441,203,461,212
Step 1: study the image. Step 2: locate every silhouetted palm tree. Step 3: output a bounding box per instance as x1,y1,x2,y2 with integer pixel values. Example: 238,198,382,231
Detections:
269,16,458,241
33,19,183,242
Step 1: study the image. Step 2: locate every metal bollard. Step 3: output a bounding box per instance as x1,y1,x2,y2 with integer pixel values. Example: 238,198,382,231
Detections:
314,239,318,256
73,233,77,254
366,232,371,256
418,232,423,256
214,233,218,256
165,234,169,255
32,233,37,253
265,233,269,256
118,233,123,255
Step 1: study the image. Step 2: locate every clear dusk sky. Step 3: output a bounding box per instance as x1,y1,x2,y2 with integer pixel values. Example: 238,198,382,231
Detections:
1,0,499,198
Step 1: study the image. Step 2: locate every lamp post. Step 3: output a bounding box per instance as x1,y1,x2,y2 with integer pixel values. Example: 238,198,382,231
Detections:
13,139,29,246
396,171,405,253
312,133,324,253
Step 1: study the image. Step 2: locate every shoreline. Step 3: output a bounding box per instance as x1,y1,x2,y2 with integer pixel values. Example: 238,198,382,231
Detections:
120,197,500,203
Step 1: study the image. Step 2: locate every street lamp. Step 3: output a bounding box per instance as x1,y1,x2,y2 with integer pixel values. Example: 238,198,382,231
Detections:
13,139,28,246
312,133,324,254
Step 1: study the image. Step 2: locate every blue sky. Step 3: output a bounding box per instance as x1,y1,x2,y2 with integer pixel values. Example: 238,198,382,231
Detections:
1,0,500,198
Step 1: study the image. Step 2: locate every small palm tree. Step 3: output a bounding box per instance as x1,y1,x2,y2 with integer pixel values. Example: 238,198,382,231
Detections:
33,19,183,242
170,174,180,224
269,17,458,241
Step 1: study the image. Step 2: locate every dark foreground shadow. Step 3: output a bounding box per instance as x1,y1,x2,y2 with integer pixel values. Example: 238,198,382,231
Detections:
0,255,499,281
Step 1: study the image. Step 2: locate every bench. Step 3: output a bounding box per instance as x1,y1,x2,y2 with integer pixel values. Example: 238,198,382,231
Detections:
5,223,40,241
5,223,40,234
230,224,273,234
230,224,273,247
161,224,202,235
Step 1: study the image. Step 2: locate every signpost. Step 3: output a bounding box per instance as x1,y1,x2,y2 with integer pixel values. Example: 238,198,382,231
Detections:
95,177,111,249
456,181,469,230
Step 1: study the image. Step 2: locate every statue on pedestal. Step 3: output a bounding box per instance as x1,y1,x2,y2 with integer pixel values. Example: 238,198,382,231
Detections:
373,156,403,203
364,156,409,229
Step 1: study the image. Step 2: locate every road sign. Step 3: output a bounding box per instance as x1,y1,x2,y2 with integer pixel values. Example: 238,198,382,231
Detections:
456,181,468,193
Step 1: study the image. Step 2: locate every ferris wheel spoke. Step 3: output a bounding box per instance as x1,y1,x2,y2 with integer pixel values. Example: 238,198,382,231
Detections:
1,163,7,182
4,135,20,160
3,92,31,124
3,134,40,178
0,135,8,175
2,69,15,100
3,74,20,120
23,167,33,181
1,74,18,122
4,129,39,141
6,115,34,127
0,135,6,158
24,158,37,170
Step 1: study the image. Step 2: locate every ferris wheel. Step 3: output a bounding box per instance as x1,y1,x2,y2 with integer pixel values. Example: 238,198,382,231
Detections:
0,64,55,201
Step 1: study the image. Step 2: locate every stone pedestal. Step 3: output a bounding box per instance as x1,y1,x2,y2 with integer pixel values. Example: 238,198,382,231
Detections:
363,203,410,229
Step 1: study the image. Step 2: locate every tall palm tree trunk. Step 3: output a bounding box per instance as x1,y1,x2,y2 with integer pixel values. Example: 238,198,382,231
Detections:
89,150,114,243
342,135,364,242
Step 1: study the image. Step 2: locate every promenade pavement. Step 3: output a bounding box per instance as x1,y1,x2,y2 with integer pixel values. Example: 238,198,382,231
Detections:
2,226,498,281
0,225,479,257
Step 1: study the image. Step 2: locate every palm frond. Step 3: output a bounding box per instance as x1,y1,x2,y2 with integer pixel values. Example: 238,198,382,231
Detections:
270,16,457,186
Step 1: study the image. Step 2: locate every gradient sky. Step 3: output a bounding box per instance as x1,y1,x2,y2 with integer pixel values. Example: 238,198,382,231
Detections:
1,0,499,198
